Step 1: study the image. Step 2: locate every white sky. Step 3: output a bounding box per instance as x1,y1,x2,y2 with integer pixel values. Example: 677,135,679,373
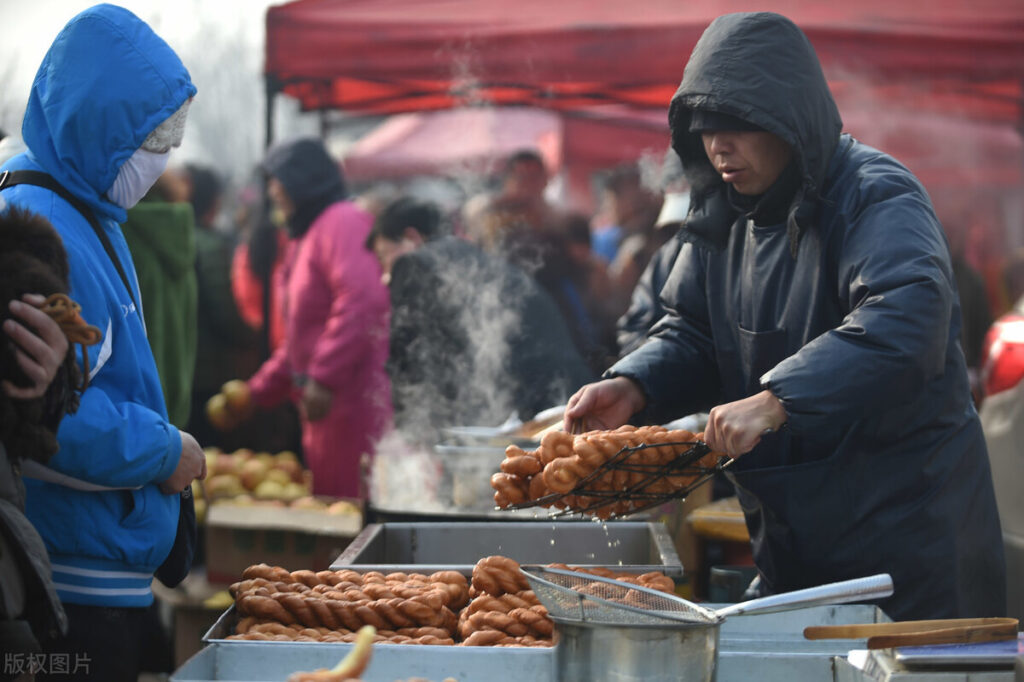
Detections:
0,0,276,98
0,0,307,183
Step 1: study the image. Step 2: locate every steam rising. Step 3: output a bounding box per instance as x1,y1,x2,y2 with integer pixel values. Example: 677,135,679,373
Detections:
388,238,572,444
369,237,575,514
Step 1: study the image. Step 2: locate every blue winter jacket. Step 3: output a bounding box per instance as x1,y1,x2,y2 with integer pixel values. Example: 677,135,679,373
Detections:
0,4,196,607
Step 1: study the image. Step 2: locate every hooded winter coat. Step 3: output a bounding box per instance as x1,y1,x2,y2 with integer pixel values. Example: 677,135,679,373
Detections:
608,12,1005,620
0,4,197,607
122,199,198,428
248,139,392,499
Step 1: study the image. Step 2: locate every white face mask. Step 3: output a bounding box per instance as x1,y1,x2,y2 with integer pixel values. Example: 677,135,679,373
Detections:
106,147,170,209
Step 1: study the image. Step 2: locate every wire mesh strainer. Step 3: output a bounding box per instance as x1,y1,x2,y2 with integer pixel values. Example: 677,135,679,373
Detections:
521,566,719,626
521,566,895,627
506,438,730,519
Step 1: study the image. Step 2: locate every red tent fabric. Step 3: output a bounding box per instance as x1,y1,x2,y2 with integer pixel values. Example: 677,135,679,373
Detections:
266,0,1024,189
266,0,1024,124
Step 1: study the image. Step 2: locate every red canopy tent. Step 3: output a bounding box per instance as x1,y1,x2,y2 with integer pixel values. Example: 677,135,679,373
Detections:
264,0,1024,183
265,0,1024,122
265,0,1024,297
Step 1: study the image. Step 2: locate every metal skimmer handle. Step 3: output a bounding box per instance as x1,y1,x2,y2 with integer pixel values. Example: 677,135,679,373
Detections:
714,573,894,619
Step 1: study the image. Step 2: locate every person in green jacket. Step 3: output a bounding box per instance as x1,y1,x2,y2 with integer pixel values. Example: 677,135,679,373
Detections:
122,169,197,428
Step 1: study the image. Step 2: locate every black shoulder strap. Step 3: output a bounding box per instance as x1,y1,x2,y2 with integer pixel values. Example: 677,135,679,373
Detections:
0,169,137,309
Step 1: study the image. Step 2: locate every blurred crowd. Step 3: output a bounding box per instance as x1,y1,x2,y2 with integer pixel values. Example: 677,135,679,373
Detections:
33,138,700,474
1,99,700,468
8,122,1023,482
7,100,1024,474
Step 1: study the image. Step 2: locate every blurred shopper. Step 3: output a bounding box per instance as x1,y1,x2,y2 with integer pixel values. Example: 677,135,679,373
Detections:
979,248,1024,401
981,296,1024,399
243,138,391,498
616,152,691,357
231,171,289,359
616,192,689,357
0,5,205,680
233,213,289,356
228,194,303,457
367,197,593,440
565,11,1004,620
951,252,994,399
122,168,198,428
600,163,665,313
467,149,598,363
465,149,560,248
184,164,260,448
563,212,618,370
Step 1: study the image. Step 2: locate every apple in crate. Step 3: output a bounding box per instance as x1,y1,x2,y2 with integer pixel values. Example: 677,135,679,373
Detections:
290,496,328,511
327,500,360,516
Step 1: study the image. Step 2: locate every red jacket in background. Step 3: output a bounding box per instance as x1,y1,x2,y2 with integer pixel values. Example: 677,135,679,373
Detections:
231,231,287,353
980,300,1024,400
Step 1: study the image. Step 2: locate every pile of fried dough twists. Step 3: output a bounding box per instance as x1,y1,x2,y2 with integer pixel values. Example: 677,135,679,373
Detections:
229,555,674,650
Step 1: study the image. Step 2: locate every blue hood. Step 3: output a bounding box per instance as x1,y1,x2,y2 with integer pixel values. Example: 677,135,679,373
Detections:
20,3,196,223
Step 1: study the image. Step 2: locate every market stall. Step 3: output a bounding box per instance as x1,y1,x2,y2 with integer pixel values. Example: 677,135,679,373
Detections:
169,423,1021,680
172,544,1021,682
165,3,1024,679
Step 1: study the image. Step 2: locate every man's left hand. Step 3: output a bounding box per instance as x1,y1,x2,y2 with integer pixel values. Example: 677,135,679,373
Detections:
704,389,787,458
301,378,332,422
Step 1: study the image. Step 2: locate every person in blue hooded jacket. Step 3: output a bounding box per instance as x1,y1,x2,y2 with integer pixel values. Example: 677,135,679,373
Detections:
0,5,206,679
565,12,1005,621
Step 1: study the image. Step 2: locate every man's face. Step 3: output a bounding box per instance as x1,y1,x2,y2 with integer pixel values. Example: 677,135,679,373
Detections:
503,159,548,202
701,130,793,196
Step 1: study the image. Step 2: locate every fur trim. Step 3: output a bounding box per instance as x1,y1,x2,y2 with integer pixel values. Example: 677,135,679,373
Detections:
141,99,190,152
0,207,81,463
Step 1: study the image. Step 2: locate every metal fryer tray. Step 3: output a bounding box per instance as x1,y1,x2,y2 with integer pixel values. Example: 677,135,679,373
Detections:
329,521,684,576
184,604,893,682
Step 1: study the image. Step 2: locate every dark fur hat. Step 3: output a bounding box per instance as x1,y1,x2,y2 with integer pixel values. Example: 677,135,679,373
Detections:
0,206,81,463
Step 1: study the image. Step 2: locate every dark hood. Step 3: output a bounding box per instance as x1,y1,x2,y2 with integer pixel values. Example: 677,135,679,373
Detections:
670,12,842,255
263,137,347,238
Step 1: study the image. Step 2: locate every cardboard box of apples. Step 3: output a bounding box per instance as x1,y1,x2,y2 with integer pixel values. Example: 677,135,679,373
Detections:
198,447,363,583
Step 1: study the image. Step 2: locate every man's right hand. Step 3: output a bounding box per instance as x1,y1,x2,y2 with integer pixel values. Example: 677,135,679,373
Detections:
563,376,647,433
159,430,207,494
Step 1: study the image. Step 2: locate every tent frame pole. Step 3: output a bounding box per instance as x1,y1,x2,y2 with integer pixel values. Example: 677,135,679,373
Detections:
265,75,280,150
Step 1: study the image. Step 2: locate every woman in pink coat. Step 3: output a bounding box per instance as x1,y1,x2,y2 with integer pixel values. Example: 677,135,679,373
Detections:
248,138,392,498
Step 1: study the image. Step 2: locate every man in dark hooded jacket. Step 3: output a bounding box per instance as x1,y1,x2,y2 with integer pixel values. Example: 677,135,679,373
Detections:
564,12,1005,620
